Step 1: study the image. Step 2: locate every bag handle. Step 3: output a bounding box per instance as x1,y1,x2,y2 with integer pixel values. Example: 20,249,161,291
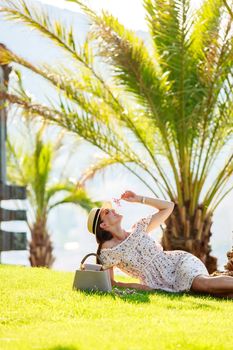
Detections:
80,253,104,270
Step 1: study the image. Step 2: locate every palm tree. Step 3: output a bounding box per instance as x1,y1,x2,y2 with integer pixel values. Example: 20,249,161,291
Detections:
0,0,232,272
6,121,102,267
223,0,233,18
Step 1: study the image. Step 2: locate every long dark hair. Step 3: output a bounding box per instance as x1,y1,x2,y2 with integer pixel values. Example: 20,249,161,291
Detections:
95,215,113,264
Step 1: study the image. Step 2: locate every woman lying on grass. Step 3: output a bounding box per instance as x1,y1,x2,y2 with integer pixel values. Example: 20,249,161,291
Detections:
87,191,233,298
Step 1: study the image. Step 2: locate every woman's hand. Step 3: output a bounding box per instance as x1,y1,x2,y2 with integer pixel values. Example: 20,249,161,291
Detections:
120,190,140,203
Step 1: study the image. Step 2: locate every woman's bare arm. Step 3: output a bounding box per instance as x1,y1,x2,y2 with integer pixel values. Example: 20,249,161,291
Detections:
113,281,153,291
137,195,174,232
109,267,153,291
137,195,174,210
121,191,175,233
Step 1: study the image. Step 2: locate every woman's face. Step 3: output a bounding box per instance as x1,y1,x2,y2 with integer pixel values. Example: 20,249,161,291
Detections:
99,208,122,231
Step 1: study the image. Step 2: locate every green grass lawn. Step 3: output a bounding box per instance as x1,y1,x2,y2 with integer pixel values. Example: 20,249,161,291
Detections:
0,264,232,350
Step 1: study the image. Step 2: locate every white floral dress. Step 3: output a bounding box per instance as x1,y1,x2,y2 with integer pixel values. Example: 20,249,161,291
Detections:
100,214,209,293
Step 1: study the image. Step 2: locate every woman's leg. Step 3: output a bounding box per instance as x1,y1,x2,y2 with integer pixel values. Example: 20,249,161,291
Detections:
191,274,233,295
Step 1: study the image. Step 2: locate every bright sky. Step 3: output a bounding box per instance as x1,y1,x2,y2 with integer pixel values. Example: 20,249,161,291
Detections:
37,0,203,31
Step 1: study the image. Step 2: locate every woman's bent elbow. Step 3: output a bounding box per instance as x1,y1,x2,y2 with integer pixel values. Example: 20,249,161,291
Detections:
169,201,175,210
111,279,118,287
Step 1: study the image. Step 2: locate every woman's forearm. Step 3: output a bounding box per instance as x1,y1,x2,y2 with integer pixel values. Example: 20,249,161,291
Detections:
137,195,174,210
112,280,153,291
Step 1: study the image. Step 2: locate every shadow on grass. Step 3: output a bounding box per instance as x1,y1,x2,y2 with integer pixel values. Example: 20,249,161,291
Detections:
48,347,78,350
189,290,233,301
75,288,152,303
73,287,232,305
73,288,188,304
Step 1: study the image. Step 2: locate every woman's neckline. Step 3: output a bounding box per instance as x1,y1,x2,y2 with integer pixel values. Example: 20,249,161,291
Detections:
101,225,136,251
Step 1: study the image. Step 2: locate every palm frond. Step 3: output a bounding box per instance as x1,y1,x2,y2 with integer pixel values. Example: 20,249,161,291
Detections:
144,0,204,113
78,6,184,202
32,133,53,215
0,0,86,65
77,156,122,186
46,183,77,203
211,183,233,212
48,186,102,212
0,0,123,113
88,10,169,120
223,0,233,19
191,0,224,61
203,154,233,207
6,138,28,186
0,44,166,179
0,5,182,199
2,89,166,196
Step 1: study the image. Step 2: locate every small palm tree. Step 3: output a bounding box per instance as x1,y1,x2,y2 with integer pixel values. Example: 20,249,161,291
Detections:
0,0,232,272
7,121,102,267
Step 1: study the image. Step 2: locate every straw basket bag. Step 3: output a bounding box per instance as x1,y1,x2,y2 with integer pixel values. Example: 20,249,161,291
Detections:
72,253,112,292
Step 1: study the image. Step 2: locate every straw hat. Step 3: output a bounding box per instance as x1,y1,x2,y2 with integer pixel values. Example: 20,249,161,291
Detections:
87,201,113,235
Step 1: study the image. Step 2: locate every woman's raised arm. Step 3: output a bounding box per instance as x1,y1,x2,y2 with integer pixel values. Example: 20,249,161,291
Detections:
120,191,174,232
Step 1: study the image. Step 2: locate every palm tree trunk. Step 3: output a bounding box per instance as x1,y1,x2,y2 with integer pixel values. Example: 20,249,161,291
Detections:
29,218,55,268
161,203,217,273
